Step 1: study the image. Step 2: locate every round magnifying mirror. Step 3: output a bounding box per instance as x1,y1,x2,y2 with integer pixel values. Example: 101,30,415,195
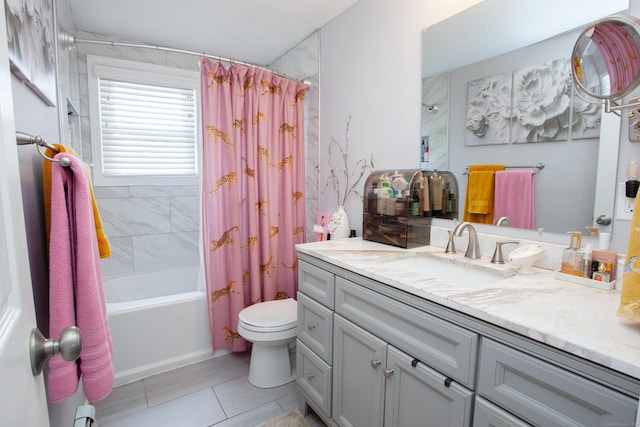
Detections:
572,14,640,104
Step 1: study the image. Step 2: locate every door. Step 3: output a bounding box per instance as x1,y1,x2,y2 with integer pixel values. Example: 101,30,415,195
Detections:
384,345,474,427
0,5,50,426
333,315,386,427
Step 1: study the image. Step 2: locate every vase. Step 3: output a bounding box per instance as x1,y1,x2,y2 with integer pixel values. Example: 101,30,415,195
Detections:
329,206,350,240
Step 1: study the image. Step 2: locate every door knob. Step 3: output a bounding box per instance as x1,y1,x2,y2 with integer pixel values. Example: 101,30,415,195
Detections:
30,326,82,376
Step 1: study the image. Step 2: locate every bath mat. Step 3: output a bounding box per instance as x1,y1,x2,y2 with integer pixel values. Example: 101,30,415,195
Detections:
256,409,311,427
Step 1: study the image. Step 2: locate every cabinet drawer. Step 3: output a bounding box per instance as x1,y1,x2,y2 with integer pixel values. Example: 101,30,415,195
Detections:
297,292,333,363
335,276,478,388
297,339,332,417
478,339,638,427
298,260,335,308
473,396,531,427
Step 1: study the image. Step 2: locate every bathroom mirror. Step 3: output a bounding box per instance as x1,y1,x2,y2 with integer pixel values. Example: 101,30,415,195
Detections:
421,0,628,235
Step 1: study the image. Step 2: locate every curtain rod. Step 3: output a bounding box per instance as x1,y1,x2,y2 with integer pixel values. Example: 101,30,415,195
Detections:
66,33,307,84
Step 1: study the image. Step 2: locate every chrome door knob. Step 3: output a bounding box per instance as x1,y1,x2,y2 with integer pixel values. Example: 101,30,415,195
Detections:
370,359,381,369
30,326,82,376
383,368,394,379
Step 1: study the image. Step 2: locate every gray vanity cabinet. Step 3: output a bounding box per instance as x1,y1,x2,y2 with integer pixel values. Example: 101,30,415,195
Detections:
296,254,639,427
332,314,474,427
477,339,638,427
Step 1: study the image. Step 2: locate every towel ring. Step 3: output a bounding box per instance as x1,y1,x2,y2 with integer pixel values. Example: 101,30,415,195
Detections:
35,142,72,167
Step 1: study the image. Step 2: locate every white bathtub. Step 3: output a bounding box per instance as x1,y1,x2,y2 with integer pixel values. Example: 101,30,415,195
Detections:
104,266,213,385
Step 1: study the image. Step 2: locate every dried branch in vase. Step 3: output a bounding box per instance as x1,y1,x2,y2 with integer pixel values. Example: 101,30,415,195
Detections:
321,114,374,207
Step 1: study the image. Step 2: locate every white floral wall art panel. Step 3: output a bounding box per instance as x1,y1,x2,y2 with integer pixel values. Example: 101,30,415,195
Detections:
570,89,602,140
5,0,57,106
465,73,512,146
511,58,571,143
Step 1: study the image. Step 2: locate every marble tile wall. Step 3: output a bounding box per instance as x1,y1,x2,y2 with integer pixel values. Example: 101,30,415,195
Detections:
74,30,320,277
269,32,320,242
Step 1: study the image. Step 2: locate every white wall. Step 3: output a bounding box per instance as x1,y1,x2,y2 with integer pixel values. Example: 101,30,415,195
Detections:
320,0,640,252
318,0,484,233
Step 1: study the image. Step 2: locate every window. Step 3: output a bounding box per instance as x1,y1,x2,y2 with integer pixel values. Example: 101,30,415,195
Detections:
87,55,200,186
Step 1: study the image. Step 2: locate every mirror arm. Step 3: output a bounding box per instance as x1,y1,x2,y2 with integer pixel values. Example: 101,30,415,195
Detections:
604,98,640,114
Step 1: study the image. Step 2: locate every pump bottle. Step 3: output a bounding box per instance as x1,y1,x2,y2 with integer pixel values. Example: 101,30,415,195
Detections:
560,231,584,277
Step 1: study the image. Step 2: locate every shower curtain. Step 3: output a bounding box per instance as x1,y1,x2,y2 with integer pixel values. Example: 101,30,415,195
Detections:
200,58,307,351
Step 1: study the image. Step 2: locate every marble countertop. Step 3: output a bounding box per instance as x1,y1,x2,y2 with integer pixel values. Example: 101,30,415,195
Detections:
296,238,640,380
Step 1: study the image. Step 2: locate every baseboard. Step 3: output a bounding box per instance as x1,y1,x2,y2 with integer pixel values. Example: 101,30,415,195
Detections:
113,349,213,386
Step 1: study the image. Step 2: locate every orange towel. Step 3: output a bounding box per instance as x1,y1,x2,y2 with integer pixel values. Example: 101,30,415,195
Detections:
44,144,111,258
618,194,640,320
463,164,505,224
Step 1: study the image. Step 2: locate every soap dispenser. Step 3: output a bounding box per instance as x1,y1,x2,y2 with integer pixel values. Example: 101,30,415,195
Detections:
560,231,584,277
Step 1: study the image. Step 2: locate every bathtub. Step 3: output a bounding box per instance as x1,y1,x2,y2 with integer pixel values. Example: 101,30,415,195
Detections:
104,266,213,385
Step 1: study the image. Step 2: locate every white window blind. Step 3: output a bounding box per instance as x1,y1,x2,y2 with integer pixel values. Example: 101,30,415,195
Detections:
98,78,197,177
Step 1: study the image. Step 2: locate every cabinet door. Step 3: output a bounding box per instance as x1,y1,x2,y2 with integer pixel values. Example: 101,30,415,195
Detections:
333,315,386,427
384,345,474,427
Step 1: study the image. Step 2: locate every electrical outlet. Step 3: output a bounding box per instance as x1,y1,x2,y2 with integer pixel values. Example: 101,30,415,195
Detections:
617,182,635,220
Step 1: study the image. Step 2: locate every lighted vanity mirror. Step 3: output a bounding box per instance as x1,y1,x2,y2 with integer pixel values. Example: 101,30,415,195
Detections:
421,0,628,236
572,14,640,110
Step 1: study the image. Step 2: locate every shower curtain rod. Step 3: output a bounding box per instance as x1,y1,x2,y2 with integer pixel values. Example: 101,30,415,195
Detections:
69,34,307,83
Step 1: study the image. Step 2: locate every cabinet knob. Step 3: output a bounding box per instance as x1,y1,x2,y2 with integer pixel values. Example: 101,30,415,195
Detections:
307,323,316,330
370,359,381,369
307,373,315,380
383,368,394,378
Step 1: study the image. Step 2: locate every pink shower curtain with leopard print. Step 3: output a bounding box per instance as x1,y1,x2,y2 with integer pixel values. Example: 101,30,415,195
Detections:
200,58,306,351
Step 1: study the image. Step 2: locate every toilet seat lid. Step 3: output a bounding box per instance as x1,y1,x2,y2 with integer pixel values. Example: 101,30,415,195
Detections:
238,298,297,328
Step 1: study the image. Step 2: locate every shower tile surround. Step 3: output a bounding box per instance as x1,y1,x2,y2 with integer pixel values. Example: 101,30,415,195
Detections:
75,31,320,278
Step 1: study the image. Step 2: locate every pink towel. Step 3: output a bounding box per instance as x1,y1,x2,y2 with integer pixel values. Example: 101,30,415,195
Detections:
493,170,535,229
48,153,114,403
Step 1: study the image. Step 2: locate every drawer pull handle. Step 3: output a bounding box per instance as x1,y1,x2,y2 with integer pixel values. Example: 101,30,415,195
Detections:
444,377,452,388
307,323,317,330
383,368,394,378
370,359,382,369
307,373,316,380
411,358,419,367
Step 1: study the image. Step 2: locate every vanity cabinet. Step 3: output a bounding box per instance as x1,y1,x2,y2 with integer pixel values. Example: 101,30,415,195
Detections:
477,338,638,427
296,254,639,427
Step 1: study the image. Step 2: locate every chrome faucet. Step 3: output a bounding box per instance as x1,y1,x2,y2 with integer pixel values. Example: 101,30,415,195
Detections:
453,222,481,259
495,216,512,227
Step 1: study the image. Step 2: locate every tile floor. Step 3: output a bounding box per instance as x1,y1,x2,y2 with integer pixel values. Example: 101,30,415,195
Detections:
94,351,326,426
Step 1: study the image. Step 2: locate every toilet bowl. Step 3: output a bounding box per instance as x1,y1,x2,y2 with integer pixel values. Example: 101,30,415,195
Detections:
237,298,297,388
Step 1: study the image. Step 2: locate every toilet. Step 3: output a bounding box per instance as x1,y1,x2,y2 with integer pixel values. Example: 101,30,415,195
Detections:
237,298,297,388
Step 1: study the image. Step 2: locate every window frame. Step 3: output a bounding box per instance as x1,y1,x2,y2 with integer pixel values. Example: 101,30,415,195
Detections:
87,55,201,186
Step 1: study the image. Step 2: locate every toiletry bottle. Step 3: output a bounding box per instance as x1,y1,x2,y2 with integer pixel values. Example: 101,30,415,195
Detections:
430,171,443,212
560,231,584,277
582,244,592,278
421,175,431,217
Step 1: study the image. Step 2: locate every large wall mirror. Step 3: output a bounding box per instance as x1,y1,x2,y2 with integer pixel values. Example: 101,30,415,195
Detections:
422,0,628,236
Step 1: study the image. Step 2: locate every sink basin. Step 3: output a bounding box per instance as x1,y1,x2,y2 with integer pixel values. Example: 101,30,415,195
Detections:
375,255,511,289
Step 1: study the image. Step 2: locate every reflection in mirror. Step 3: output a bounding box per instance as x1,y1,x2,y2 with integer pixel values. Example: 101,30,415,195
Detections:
421,0,628,236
